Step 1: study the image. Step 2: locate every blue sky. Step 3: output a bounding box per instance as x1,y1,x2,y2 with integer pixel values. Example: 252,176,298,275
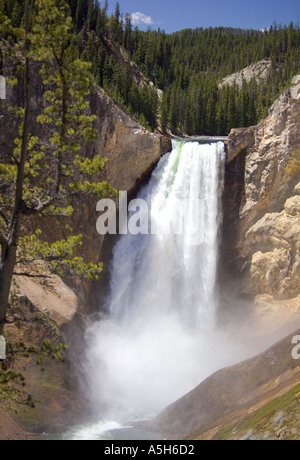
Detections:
105,0,300,33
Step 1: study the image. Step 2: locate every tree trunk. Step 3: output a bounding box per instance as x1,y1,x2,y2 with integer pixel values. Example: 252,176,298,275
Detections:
0,0,30,334
0,244,18,334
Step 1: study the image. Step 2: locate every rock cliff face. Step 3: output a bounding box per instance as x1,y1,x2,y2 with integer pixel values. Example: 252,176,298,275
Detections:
224,79,300,304
77,88,171,308
0,284,86,440
69,87,171,267
219,58,272,89
89,88,171,193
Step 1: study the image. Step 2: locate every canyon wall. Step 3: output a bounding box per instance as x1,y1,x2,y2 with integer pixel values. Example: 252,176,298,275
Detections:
79,88,172,308
223,79,300,307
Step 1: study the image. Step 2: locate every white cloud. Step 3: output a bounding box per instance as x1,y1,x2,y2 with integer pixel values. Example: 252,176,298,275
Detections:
131,12,154,26
260,26,270,33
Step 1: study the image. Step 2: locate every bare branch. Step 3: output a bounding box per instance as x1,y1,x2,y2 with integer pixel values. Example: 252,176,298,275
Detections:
20,195,55,215
13,272,54,278
0,209,9,228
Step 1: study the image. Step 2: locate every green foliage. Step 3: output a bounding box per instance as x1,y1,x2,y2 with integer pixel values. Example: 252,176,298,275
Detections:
17,231,103,279
2,1,300,134
70,1,300,134
69,0,159,131
36,340,68,368
0,0,115,413
127,25,300,135
213,384,300,440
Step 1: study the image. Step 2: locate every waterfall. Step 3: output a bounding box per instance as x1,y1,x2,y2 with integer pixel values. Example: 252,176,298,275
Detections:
84,141,226,422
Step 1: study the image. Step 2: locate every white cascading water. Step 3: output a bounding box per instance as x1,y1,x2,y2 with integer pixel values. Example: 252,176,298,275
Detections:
83,141,227,429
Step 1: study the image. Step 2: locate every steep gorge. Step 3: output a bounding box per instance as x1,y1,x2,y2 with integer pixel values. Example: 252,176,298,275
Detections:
1,57,300,440
76,77,300,440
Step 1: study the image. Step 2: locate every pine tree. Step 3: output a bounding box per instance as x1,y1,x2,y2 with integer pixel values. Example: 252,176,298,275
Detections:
123,13,132,53
0,0,115,332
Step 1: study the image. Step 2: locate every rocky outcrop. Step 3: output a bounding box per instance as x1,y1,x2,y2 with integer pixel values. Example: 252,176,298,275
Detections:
0,282,86,440
244,196,300,299
219,59,272,89
224,79,300,302
226,127,254,163
89,87,171,193
13,261,80,328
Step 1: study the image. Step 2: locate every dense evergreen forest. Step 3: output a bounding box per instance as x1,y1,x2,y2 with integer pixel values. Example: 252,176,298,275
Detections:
1,0,300,134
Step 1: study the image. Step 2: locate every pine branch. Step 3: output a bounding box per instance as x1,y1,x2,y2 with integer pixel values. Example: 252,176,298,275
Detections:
6,151,20,166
